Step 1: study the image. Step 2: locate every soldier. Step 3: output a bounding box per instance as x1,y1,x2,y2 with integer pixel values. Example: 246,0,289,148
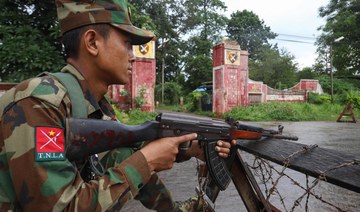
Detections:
0,0,234,211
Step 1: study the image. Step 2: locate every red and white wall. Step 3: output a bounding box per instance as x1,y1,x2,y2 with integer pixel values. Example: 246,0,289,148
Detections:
212,39,323,114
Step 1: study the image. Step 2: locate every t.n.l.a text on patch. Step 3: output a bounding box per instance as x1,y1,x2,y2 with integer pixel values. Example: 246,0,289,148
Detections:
35,126,65,161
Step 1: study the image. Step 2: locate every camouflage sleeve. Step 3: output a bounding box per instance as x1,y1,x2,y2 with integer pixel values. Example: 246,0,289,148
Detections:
1,96,151,211
101,148,176,211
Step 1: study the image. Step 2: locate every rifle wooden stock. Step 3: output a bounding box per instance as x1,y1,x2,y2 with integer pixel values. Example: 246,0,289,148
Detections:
66,119,160,161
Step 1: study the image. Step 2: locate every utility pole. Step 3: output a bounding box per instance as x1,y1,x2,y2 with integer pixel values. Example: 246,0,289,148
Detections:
160,38,168,104
330,44,334,102
329,36,344,102
161,53,165,104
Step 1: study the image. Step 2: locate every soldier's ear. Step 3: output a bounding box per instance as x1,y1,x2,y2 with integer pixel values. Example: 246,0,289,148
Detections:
83,29,99,56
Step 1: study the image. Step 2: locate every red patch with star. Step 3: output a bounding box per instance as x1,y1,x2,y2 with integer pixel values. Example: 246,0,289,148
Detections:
35,127,65,161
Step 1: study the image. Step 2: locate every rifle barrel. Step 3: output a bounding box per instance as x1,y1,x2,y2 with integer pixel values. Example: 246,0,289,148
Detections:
263,134,299,141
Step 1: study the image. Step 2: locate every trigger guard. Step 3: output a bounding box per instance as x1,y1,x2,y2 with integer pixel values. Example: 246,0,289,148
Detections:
175,141,192,162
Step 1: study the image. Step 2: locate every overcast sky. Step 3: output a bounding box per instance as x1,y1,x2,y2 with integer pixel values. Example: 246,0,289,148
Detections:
223,0,329,69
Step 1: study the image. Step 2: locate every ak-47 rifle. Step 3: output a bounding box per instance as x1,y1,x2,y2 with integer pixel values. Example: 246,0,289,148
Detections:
66,112,298,190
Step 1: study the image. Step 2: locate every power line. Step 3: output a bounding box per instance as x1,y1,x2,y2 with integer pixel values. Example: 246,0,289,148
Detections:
271,32,317,44
273,38,314,44
228,29,318,44
276,33,317,40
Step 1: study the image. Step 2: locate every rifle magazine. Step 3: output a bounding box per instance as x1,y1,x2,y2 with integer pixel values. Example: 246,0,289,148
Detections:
204,141,233,190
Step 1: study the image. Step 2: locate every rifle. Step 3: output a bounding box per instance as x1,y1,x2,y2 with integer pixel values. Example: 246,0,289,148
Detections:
66,112,298,190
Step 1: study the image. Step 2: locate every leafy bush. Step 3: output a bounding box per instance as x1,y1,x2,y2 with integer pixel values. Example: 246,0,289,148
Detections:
126,109,157,125
112,106,156,125
112,104,129,123
307,92,331,104
120,89,129,96
223,102,301,121
135,87,146,108
316,75,360,103
185,91,205,112
223,106,254,121
346,90,360,109
155,82,183,105
222,102,353,121
259,102,301,121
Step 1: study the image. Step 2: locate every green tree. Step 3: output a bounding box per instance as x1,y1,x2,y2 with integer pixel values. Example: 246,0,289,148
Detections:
181,0,228,91
297,67,318,80
249,47,297,88
128,1,158,33
182,0,227,43
155,81,183,104
130,0,186,86
226,10,277,60
184,52,213,92
226,9,299,90
0,1,160,83
316,74,360,97
0,1,64,82
312,61,328,75
316,0,360,76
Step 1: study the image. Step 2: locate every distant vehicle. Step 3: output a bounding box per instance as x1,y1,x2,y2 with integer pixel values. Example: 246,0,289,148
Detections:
194,81,212,92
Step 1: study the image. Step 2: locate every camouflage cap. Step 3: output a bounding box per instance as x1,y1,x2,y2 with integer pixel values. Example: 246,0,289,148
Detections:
55,0,155,45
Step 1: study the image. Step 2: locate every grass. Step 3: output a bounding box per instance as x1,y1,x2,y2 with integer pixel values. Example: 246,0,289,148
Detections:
114,102,359,124
222,102,350,121
113,107,157,125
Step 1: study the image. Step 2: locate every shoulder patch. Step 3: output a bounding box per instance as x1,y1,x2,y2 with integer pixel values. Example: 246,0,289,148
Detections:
35,126,65,161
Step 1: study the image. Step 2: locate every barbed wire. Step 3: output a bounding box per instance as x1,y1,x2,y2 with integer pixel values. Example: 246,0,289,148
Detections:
246,144,359,212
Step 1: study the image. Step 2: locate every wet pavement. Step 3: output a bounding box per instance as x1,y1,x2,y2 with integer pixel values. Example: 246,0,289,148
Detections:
122,121,360,211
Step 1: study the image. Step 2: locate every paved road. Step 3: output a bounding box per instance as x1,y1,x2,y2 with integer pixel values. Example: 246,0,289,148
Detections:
122,121,360,211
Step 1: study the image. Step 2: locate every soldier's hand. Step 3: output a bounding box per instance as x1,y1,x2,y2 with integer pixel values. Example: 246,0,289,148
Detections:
140,133,197,172
186,140,236,161
215,140,236,158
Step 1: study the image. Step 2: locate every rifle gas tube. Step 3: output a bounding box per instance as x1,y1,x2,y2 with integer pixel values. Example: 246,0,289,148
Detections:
66,112,298,190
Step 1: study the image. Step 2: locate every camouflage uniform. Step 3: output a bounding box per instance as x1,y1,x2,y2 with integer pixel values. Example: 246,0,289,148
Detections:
0,64,178,211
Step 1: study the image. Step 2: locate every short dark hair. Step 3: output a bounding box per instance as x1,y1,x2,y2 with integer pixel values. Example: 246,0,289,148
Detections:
62,24,112,59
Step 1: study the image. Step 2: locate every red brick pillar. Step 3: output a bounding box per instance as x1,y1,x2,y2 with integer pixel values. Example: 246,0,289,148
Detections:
212,39,249,114
129,40,156,111
108,40,156,112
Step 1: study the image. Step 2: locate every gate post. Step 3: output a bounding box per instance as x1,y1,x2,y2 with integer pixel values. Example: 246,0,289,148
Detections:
212,39,249,114
108,40,156,112
129,40,156,111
